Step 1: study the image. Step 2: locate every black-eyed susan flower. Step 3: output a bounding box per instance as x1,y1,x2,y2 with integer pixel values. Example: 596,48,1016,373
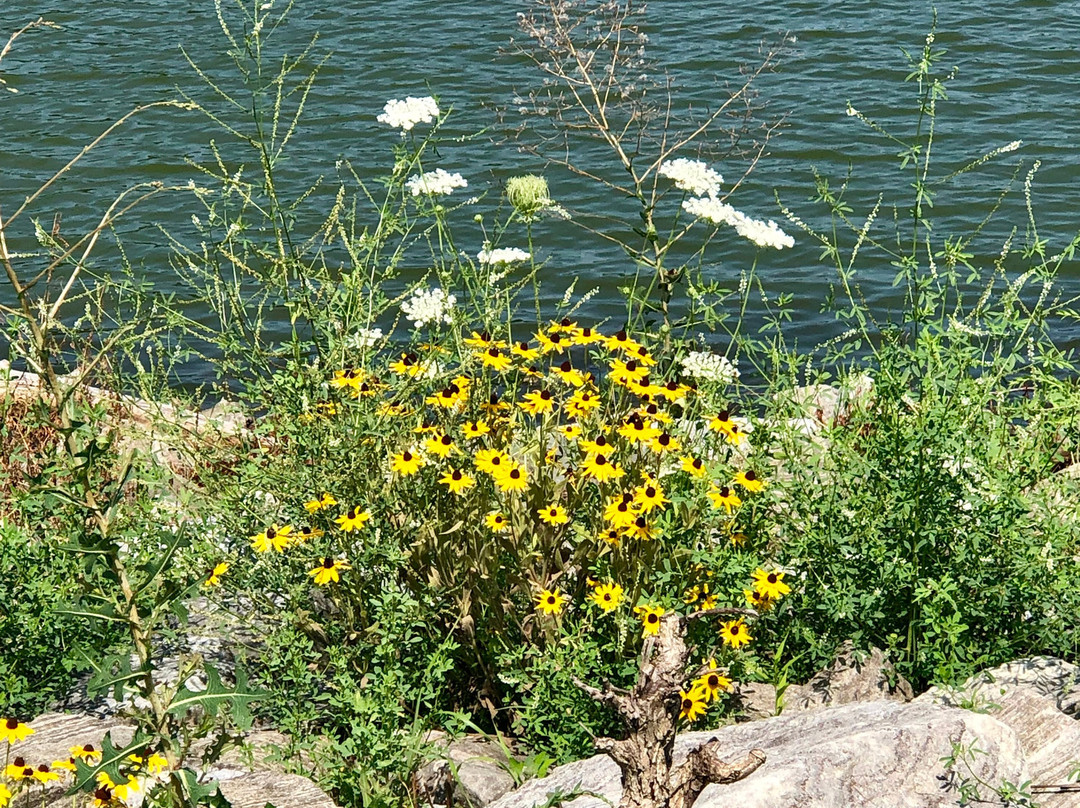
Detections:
752,568,791,600
610,359,649,386
520,389,556,415
330,368,365,391
605,330,642,353
634,476,669,513
439,468,476,495
203,562,229,587
638,402,673,424
32,764,59,784
389,352,420,376
426,384,466,408
709,410,737,436
535,588,566,616
744,587,774,612
720,618,752,649
617,414,660,443
565,389,601,418
425,432,457,458
734,470,766,492
571,326,602,345
580,433,614,455
70,744,100,763
484,512,509,532
597,527,622,546
589,582,624,613
552,361,586,387
481,392,510,413
250,525,292,554
535,331,568,354
462,420,490,439
707,485,742,515
582,452,625,483
475,448,512,475
635,604,665,636
91,785,114,807
352,380,378,399
391,450,425,475
336,507,372,532
559,423,582,440
679,688,708,722
628,376,664,399
538,504,569,525
659,380,691,401
0,719,34,744
464,330,506,350
648,432,681,454
144,751,169,775
51,757,77,773
97,773,139,802
4,757,31,780
493,463,528,493
309,557,350,586
680,455,707,478
604,493,638,528
511,341,539,361
296,525,324,542
0,782,10,808
623,515,658,541
481,348,512,372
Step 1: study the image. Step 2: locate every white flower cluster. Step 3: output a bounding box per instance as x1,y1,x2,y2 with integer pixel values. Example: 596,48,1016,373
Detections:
405,169,468,196
377,96,439,131
680,351,740,385
346,326,383,350
682,196,794,250
658,158,723,197
401,287,456,328
477,246,531,265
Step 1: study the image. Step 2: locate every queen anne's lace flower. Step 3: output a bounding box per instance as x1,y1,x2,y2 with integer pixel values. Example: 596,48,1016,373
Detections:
401,287,456,328
680,351,740,385
659,158,723,197
377,96,440,131
682,197,794,250
346,327,383,350
406,169,467,196
477,247,531,265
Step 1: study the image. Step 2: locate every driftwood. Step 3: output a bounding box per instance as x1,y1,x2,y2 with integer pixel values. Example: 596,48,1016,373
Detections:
574,609,765,808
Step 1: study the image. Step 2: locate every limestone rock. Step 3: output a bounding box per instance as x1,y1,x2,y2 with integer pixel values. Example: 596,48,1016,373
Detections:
488,701,1026,808
918,656,1080,801
414,733,519,808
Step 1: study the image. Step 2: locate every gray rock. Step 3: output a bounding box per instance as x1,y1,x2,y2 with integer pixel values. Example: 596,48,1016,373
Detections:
487,701,1026,808
734,643,912,720
415,733,519,808
918,656,1080,801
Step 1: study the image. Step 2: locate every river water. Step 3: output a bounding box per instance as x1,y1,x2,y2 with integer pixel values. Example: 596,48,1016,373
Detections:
1,1,1078,383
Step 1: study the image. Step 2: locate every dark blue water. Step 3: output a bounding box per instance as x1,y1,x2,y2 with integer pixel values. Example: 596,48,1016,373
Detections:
1,1,1078,383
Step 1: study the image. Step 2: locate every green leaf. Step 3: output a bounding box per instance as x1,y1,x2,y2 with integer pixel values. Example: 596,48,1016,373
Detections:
167,664,266,730
70,729,153,793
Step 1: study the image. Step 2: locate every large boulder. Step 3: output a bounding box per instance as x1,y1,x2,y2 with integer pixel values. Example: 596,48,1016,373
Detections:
414,732,520,808
488,701,1026,808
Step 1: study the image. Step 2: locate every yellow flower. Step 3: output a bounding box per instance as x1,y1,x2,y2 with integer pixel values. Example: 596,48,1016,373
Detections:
635,604,665,636
679,688,708,722
535,331,569,354
485,512,510,532
552,361,587,387
610,359,649,386
0,719,34,744
203,562,229,587
633,476,669,513
617,414,660,443
464,330,506,349
627,376,664,399
538,504,569,525
511,341,539,361
659,380,691,401
475,448,512,475
581,452,625,483
330,368,365,390
752,568,791,600
571,326,603,345
425,432,457,458
439,468,476,495
559,423,582,440
493,463,529,493
336,507,372,532
144,751,169,775
720,618,753,649
389,352,421,376
708,410,738,436
680,456,707,478
707,485,742,515
97,773,140,802
520,389,557,415
637,402,673,424
251,525,292,554
480,348,512,371
4,757,32,779
426,384,467,408
565,389,601,418
590,582,624,613
462,420,491,439
597,527,622,546
32,764,59,784
623,515,658,541
309,557,350,586
391,450,425,475
0,782,10,808
648,432,681,454
694,659,733,701
535,588,566,615
70,744,100,762
744,587,774,612
296,525,324,542
605,330,642,354
734,470,766,492
603,493,638,528
51,757,77,772
579,433,615,455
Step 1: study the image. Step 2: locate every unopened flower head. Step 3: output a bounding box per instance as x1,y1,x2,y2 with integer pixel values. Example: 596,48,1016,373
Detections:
401,287,456,328
659,158,723,197
377,96,440,131
477,247,531,265
680,351,740,385
406,169,468,196
506,174,552,217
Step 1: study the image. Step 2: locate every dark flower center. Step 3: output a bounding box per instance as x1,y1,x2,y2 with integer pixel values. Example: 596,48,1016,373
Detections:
13,757,24,767
547,594,556,603
635,516,647,528
441,435,452,446
540,390,552,400
647,613,658,623
491,456,502,466
718,409,730,420
719,487,731,497
480,331,490,341
658,434,671,446
323,558,334,569
645,487,656,498
596,435,608,447
560,361,572,372
595,455,607,465
402,451,413,461
708,675,720,688
5,719,16,730
768,573,778,584
693,459,703,469
615,330,627,341
682,698,693,710
348,508,358,519
487,347,500,357
745,470,756,481
266,528,277,539
518,342,530,351
603,594,611,601
510,469,521,479
625,360,638,372
452,471,463,480
731,625,740,635
37,765,49,773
